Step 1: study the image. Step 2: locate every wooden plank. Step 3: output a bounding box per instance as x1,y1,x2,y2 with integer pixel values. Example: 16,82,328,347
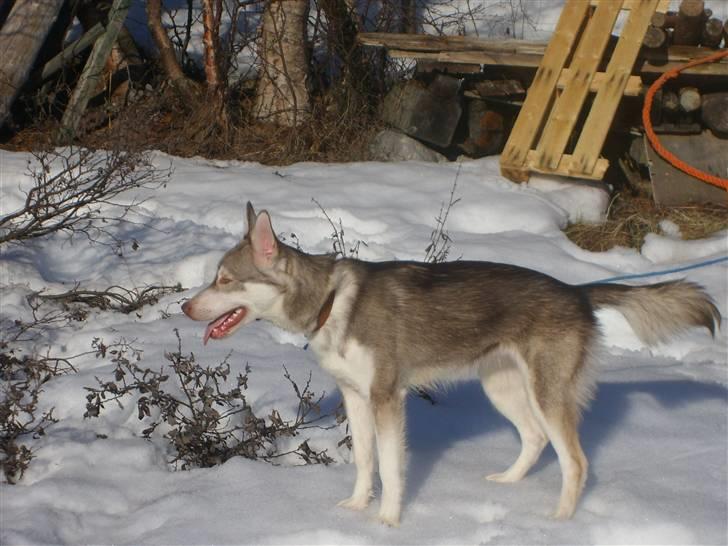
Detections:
525,151,610,181
533,0,624,172
605,0,667,9
639,58,728,77
362,33,728,77
58,0,132,142
388,49,543,67
558,69,642,96
571,0,661,176
358,32,548,55
500,0,592,172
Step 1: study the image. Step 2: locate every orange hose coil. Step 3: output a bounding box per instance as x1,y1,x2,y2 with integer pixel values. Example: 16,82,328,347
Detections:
641,49,728,191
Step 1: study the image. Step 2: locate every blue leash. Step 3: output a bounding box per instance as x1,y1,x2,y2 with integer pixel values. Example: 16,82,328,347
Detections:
584,255,728,285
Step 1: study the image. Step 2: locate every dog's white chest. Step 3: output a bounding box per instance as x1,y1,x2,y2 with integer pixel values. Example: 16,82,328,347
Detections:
313,339,375,397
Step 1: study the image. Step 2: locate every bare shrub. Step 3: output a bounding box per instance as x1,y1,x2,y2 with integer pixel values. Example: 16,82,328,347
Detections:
0,147,171,248
0,348,76,483
84,330,339,469
424,169,461,264
33,283,184,315
312,198,368,259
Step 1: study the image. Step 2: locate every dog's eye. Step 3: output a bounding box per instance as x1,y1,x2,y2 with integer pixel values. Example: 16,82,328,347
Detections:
218,277,232,285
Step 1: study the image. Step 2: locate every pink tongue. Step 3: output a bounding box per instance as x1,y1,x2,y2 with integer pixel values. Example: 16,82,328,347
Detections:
203,308,246,345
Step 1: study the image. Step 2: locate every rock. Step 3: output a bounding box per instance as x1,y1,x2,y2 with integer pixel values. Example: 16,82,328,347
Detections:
369,129,447,162
380,74,462,148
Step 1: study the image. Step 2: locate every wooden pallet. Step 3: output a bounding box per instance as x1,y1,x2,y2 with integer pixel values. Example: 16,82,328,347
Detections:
500,0,671,183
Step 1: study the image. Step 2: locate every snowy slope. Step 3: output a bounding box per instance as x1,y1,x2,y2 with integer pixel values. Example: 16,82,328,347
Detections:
0,151,726,545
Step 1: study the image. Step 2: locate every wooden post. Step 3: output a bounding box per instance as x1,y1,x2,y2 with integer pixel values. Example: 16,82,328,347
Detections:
58,0,131,142
39,23,105,82
0,0,65,128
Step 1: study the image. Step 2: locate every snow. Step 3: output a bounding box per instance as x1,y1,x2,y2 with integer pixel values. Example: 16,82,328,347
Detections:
1,149,726,545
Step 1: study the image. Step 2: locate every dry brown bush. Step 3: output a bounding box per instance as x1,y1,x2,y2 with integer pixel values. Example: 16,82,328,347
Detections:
565,194,728,252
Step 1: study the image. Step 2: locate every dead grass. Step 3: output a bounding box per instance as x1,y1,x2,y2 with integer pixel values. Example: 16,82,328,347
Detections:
565,193,728,252
3,87,382,166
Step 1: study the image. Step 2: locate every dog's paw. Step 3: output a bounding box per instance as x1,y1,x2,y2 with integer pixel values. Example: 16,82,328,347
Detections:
377,511,400,527
485,471,521,483
551,506,575,520
337,495,370,511
377,503,401,527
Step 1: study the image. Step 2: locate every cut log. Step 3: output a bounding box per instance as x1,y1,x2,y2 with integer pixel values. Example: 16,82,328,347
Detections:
673,0,705,46
662,89,680,114
678,86,701,113
0,0,66,128
651,11,678,29
643,25,668,49
701,18,724,48
701,92,728,138
723,20,728,46
460,101,507,157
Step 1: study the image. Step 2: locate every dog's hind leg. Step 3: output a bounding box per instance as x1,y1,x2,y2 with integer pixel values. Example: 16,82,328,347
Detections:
337,386,376,511
371,386,406,527
518,348,589,519
480,350,548,483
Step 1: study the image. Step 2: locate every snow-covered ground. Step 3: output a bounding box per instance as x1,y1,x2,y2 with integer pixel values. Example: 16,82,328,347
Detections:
1,150,726,545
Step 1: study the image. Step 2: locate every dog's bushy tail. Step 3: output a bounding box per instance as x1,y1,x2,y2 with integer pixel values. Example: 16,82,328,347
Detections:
584,280,721,345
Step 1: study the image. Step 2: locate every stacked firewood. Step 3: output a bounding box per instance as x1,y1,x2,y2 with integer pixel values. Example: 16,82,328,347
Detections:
643,0,726,50
643,0,728,139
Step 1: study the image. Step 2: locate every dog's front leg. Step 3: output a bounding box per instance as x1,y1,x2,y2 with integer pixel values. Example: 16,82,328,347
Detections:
372,388,406,526
337,386,375,511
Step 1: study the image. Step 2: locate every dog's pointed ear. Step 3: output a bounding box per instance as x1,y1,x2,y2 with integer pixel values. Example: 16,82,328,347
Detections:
250,210,278,268
245,201,257,236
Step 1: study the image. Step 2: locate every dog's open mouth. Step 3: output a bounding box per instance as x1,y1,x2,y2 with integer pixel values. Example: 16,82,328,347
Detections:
203,307,247,344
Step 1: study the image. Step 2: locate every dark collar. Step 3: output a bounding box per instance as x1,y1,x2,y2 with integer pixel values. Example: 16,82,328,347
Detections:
313,290,336,333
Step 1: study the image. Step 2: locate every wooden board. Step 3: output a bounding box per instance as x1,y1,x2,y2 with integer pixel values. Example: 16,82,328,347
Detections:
500,0,669,182
358,34,728,77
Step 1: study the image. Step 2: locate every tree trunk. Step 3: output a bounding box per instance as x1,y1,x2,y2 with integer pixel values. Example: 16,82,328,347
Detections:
146,0,199,102
200,0,227,126
201,0,223,91
254,0,310,127
0,0,66,128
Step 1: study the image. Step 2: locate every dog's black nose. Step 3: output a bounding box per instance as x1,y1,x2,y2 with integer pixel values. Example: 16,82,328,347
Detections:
181,301,191,317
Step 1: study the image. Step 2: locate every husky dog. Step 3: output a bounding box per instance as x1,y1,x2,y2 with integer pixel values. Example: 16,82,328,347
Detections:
182,203,721,526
